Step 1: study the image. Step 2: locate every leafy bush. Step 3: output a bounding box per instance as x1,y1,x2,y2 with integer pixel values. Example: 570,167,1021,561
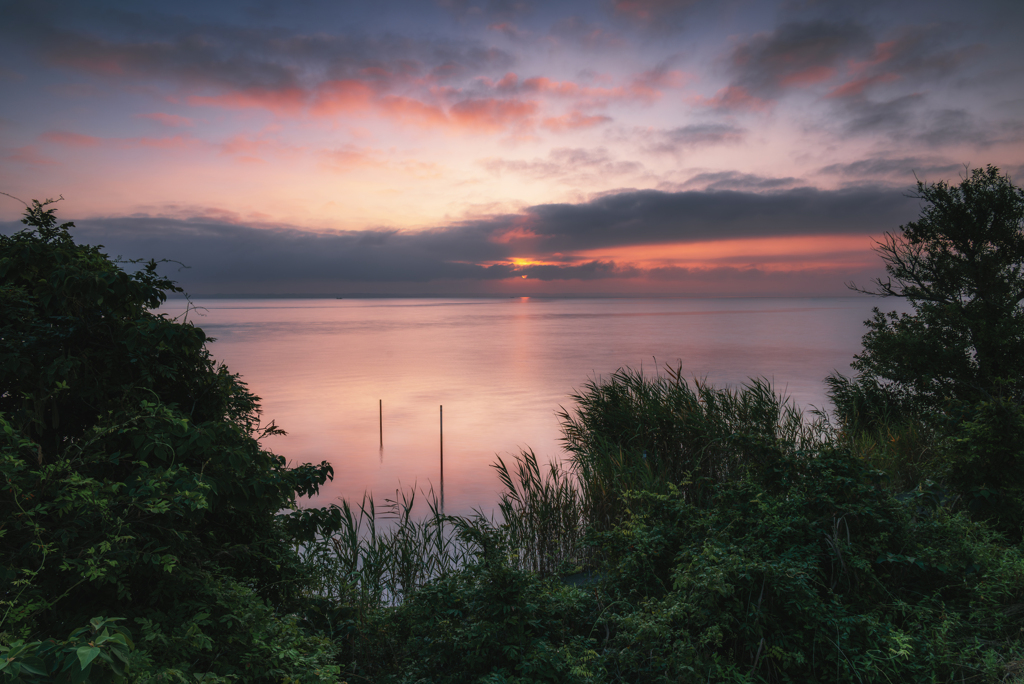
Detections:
0,199,341,680
0,617,133,684
593,447,1024,682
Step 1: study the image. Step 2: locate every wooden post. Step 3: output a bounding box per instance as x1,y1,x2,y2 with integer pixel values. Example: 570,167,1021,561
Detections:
379,399,382,447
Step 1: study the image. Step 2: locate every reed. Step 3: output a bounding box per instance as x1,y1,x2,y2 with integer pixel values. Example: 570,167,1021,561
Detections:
492,449,588,575
559,364,822,528
823,372,940,491
302,365,825,607
299,486,480,611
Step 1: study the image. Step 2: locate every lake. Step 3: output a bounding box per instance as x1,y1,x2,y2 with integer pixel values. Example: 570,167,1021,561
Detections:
158,296,906,516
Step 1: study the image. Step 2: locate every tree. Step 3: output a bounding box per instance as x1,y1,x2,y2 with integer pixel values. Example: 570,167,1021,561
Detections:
850,165,1024,407
842,166,1024,534
1,199,341,680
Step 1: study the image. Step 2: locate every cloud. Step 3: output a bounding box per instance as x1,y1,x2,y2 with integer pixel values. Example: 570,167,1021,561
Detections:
137,112,194,127
818,156,962,180
840,93,923,135
549,16,626,50
610,0,700,32
638,123,746,153
825,26,983,101
678,171,803,191
2,4,516,111
4,145,58,166
486,69,685,106
541,111,612,132
693,86,773,112
437,0,533,23
725,21,872,101
7,184,917,294
41,131,102,147
480,147,643,181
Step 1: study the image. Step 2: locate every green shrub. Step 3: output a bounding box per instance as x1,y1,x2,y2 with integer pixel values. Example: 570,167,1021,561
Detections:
0,199,341,681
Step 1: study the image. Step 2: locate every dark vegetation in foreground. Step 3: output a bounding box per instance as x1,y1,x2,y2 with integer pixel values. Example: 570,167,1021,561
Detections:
3,165,1024,682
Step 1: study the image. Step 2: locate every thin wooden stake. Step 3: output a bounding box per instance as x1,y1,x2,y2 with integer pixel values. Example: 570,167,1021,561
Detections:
379,399,382,447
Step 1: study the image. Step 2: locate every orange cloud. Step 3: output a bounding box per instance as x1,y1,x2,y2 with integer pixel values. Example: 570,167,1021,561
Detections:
491,224,543,244
573,235,876,272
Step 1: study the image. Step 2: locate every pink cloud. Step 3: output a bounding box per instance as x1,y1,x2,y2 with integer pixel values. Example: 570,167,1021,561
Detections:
494,70,686,106
449,98,539,132
826,72,900,98
377,95,450,127
5,145,58,165
694,85,773,112
612,0,697,21
847,41,900,76
488,22,528,41
219,134,304,162
42,131,102,147
319,145,377,172
39,128,204,153
541,110,612,132
779,65,837,87
137,112,194,127
310,80,376,116
188,87,308,116
130,134,202,150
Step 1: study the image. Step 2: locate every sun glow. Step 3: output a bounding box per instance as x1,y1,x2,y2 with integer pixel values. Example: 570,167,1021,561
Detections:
572,235,878,271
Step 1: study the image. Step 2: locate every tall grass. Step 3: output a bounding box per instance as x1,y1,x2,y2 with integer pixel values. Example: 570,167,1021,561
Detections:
824,372,940,491
300,487,479,611
560,364,820,528
493,450,588,575
303,365,826,606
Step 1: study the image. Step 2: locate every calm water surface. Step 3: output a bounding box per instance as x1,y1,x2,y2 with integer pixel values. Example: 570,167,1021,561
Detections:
160,296,903,515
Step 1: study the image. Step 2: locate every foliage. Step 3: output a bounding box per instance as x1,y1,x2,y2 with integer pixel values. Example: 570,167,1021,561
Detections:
0,199,341,680
0,617,133,684
127,577,340,683
7,182,1024,682
339,522,605,684
851,165,1024,407
333,375,1024,683
301,487,477,616
837,167,1024,531
559,366,813,529
824,372,940,491
943,389,1024,533
493,450,588,576
591,451,1024,682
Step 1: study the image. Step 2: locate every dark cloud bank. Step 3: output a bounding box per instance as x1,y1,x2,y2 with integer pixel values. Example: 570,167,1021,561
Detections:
2,185,916,295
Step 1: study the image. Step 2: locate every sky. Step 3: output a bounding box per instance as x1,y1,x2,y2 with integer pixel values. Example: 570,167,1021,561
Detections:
1,0,1022,296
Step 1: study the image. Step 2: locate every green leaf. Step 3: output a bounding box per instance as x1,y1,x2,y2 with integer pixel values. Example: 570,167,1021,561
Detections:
76,645,101,670
16,657,48,676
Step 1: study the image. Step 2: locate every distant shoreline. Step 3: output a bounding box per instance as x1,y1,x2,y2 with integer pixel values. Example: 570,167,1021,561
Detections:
165,292,868,300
